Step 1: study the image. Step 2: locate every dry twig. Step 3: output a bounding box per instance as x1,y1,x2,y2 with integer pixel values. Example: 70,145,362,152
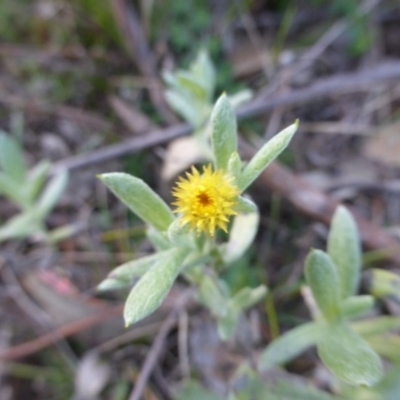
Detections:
128,290,193,400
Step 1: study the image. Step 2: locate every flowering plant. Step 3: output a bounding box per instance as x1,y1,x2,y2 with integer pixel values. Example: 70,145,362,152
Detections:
97,92,298,338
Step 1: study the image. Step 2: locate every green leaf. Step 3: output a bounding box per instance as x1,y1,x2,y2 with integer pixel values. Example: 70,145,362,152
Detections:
317,322,383,386
98,252,170,291
36,170,68,218
123,247,187,326
0,132,27,183
230,285,267,311
240,379,338,400
176,70,208,102
365,335,400,363
164,90,203,127
25,160,50,203
223,211,259,264
327,206,361,299
227,151,242,183
0,211,42,242
238,121,298,191
305,249,341,321
259,322,323,370
175,380,224,400
99,173,174,232
211,93,237,171
192,50,216,100
197,275,228,318
351,316,400,337
167,217,195,248
339,295,374,319
369,268,400,300
0,171,27,208
147,228,172,251
233,196,258,213
217,306,239,341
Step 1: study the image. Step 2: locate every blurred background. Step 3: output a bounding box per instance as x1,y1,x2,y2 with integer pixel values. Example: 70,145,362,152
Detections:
1,0,400,399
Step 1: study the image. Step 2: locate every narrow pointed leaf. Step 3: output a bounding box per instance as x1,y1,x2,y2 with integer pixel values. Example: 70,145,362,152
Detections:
238,121,298,191
123,247,186,326
317,322,383,386
305,249,341,321
327,206,361,299
211,94,237,170
99,173,174,232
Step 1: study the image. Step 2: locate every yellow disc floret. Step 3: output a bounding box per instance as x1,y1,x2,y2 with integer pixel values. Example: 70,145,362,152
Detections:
172,164,239,236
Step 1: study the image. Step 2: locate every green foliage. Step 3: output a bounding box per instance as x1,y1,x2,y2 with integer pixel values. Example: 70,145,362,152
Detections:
211,94,237,171
238,121,299,191
327,206,361,299
99,56,296,330
260,322,323,370
163,50,216,128
98,172,175,232
260,206,385,388
123,247,187,326
0,132,70,243
318,322,383,386
305,249,341,321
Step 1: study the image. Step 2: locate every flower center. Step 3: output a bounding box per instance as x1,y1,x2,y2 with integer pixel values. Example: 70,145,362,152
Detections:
196,191,212,207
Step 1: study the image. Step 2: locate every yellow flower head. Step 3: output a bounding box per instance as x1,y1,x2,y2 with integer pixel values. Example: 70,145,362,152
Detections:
172,164,239,236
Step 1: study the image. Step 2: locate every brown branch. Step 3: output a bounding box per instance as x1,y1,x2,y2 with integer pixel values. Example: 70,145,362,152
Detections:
53,62,400,265
248,157,400,264
128,290,192,400
52,61,400,174
0,305,123,361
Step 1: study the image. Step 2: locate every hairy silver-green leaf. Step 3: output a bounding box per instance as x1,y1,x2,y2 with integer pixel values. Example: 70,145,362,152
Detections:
165,90,202,127
223,211,259,264
106,252,168,285
198,275,228,318
167,218,195,248
238,121,298,191
327,206,361,299
317,322,383,386
99,173,174,232
0,133,27,183
227,152,242,183
259,322,323,370
211,94,237,171
339,295,374,319
123,247,187,326
36,170,68,218
233,196,258,213
192,50,216,100
147,228,172,251
305,249,341,321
